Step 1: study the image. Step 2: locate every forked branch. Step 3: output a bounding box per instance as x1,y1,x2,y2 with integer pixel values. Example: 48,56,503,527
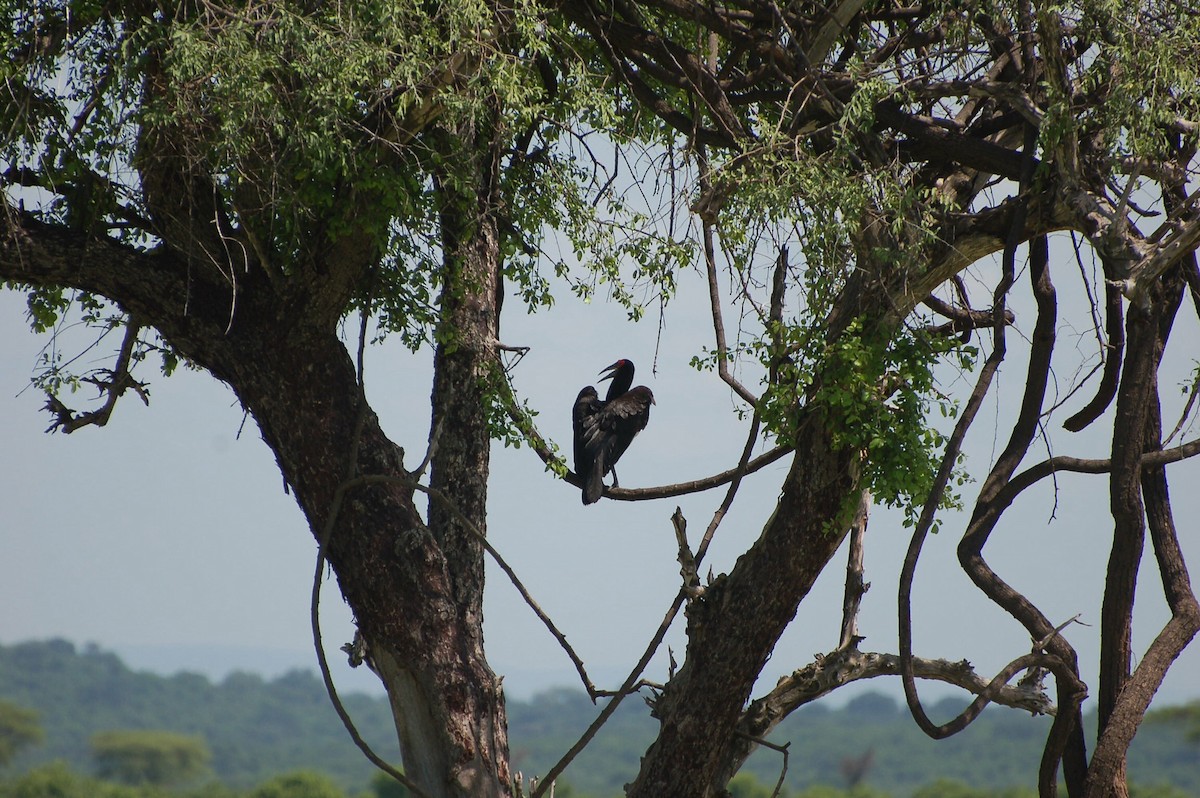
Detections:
43,317,149,434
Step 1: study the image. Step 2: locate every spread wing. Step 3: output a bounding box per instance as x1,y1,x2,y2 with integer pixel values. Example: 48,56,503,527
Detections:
575,384,654,505
588,386,654,471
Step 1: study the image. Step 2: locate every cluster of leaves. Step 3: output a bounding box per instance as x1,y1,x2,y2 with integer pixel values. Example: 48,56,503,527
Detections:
0,701,42,767
0,2,147,234
1067,0,1200,162
820,319,973,527
759,316,974,528
91,730,211,787
159,0,567,333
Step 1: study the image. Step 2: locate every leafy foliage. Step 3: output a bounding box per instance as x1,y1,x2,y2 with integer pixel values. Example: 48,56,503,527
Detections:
90,730,210,787
1147,698,1200,742
7,641,1199,798
3,0,1200,793
0,702,42,767
246,771,345,798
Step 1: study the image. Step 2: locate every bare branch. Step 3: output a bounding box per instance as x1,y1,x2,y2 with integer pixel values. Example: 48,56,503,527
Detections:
721,645,1063,782
922,292,1014,342
344,474,600,699
673,508,703,599
532,588,688,797
604,444,791,501
699,146,759,408
43,317,148,434
839,490,870,650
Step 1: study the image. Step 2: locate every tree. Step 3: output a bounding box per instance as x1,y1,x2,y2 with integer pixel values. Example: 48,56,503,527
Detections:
0,702,42,767
90,730,211,787
2,3,1198,798
1145,699,1200,741
247,771,346,798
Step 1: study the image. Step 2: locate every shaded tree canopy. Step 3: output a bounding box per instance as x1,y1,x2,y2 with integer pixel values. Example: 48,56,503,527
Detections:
2,2,1199,798
90,730,211,786
0,701,42,767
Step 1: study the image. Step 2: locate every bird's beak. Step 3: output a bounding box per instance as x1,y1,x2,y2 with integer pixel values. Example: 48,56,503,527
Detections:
598,362,621,381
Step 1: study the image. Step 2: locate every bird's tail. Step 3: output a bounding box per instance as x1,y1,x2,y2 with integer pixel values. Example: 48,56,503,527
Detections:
583,457,606,505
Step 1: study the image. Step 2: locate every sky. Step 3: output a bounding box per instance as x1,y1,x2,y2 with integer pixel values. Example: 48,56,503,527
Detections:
2,242,1199,719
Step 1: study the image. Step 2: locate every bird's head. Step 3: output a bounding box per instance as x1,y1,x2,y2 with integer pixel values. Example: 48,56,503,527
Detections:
598,359,632,382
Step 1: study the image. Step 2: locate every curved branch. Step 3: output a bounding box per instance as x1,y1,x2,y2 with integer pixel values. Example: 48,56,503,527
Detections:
1086,382,1200,794
43,315,148,433
724,644,1077,787
897,181,1028,740
1063,256,1124,432
532,588,689,797
992,437,1200,510
762,648,1058,723
604,444,792,500
699,147,759,408
310,393,431,798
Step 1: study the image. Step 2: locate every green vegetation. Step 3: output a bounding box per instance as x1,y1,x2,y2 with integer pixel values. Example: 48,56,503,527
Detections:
4,765,1193,798
0,640,394,792
0,641,1197,798
0,702,42,766
4,0,1198,792
1148,698,1200,741
91,730,211,787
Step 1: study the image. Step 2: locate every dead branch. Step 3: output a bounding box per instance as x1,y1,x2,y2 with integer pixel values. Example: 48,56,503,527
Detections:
698,146,759,408
43,317,148,434
922,292,1015,342
673,507,703,599
603,444,791,501
839,490,870,650
718,645,1061,783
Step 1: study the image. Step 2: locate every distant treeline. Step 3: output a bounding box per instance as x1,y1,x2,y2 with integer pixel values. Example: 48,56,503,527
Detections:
0,640,1196,798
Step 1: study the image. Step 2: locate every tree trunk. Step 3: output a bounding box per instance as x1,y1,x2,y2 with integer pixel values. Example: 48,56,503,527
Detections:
0,199,512,798
628,414,857,797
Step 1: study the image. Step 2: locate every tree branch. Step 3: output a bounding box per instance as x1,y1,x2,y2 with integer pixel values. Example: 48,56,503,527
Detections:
43,316,149,433
839,490,870,650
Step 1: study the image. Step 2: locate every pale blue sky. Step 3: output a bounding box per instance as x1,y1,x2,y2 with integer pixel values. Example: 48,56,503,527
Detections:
2,245,1199,712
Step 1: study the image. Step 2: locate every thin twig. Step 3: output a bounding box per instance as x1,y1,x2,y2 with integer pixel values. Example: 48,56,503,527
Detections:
694,411,764,567
532,589,689,797
341,474,598,697
43,315,148,434
733,731,790,798
698,146,759,408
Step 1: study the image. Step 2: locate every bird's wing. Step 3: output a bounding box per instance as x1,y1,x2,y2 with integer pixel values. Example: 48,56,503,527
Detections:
572,386,602,476
601,388,653,426
583,386,654,469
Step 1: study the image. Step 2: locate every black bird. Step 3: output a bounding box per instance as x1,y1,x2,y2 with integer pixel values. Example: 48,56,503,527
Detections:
573,359,655,505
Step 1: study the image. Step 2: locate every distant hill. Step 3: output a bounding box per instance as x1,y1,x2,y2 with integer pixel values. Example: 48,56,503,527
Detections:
0,639,396,791
0,639,1196,797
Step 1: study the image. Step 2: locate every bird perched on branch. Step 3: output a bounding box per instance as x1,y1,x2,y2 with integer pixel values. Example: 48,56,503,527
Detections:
573,359,655,505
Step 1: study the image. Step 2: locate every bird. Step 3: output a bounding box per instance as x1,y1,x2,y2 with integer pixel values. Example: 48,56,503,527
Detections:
572,359,655,505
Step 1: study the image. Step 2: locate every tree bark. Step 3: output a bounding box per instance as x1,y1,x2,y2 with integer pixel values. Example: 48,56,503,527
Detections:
628,414,857,797
1,199,511,798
